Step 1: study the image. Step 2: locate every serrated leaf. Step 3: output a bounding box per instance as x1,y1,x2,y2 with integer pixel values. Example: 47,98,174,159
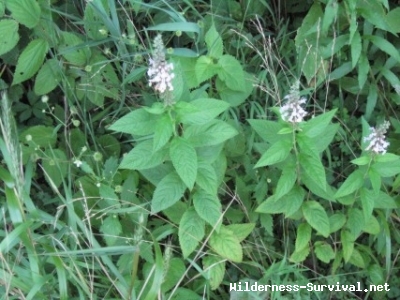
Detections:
374,153,400,163
365,35,400,63
341,229,354,263
299,152,327,191
205,24,223,59
12,39,49,85
193,190,222,231
302,201,330,237
184,120,238,147
217,55,245,92
151,171,187,213
363,215,380,235
254,139,292,168
371,160,400,177
120,140,166,170
203,256,225,290
289,246,310,263
41,149,67,189
346,208,364,239
300,109,337,138
351,156,371,166
6,0,41,28
153,114,174,152
59,31,91,66
247,119,284,144
216,72,253,107
360,188,374,222
314,241,335,263
100,215,122,246
170,137,197,190
196,162,219,195
162,258,186,293
349,248,365,268
225,223,255,242
179,208,205,258
109,108,157,136
274,163,297,200
334,170,364,198
329,213,346,233
0,20,19,56
295,223,311,252
195,55,218,84
177,98,230,125
209,226,242,262
374,192,397,209
34,59,62,95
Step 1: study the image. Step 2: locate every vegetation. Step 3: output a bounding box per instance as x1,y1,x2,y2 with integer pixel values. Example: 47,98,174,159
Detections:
1,0,400,299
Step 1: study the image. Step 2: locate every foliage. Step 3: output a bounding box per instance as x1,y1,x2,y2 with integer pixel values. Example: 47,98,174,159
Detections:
1,0,400,299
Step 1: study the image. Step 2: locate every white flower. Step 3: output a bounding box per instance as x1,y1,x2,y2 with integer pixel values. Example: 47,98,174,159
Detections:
364,121,390,154
280,81,307,123
147,34,175,94
73,159,83,168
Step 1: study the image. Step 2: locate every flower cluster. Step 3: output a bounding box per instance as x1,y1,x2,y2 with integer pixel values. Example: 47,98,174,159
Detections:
364,121,390,154
147,34,175,94
280,81,307,123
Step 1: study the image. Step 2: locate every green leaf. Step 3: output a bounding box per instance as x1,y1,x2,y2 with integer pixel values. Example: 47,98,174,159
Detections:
216,72,253,107
151,171,187,213
254,139,292,168
193,190,222,231
205,24,223,59
217,55,245,92
59,31,91,66
360,188,375,222
120,140,166,170
386,7,400,33
177,98,230,125
302,201,330,238
346,208,364,239
300,109,337,138
351,156,371,166
349,248,365,268
256,195,287,214
161,258,186,293
322,0,338,35
179,208,205,258
34,59,62,95
100,215,122,246
170,137,197,190
203,256,225,290
341,229,354,263
289,246,310,263
184,120,238,147
153,114,174,152
0,20,19,56
374,192,397,209
209,226,242,263
365,84,378,121
295,223,311,252
358,54,370,89
225,223,255,242
12,39,48,85
196,162,219,195
351,31,362,68
195,55,218,84
21,125,56,147
299,152,327,191
314,241,335,263
257,186,305,216
371,160,400,177
147,22,200,34
248,119,284,144
6,0,41,28
374,153,400,163
363,215,380,235
274,163,297,200
329,213,346,233
42,149,67,189
334,170,364,198
301,171,336,202
365,35,400,63
109,108,157,136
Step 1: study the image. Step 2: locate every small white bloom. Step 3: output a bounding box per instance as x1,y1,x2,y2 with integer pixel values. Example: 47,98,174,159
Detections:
280,81,307,123
364,121,390,154
25,134,32,142
147,34,175,94
73,159,83,168
41,95,49,103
